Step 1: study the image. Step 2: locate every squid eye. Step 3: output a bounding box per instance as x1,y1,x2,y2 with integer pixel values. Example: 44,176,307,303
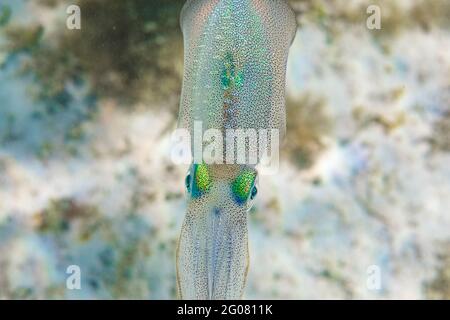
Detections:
231,169,257,205
250,186,258,200
185,173,191,192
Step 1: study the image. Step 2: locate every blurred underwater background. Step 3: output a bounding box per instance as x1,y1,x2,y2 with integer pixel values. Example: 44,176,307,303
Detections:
0,0,449,299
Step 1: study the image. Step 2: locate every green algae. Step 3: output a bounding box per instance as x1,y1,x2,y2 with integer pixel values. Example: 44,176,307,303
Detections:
284,94,332,170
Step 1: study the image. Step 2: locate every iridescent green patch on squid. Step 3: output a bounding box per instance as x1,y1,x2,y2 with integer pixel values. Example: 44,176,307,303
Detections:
221,52,244,90
231,169,256,205
191,163,212,198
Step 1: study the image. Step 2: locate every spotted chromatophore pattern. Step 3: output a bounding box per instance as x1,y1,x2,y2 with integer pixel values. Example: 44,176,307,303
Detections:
176,0,297,299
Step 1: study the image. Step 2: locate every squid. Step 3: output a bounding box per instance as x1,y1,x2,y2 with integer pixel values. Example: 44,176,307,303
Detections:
176,0,297,299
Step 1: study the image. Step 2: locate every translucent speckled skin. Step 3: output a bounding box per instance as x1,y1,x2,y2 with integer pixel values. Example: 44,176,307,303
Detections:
176,0,296,299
